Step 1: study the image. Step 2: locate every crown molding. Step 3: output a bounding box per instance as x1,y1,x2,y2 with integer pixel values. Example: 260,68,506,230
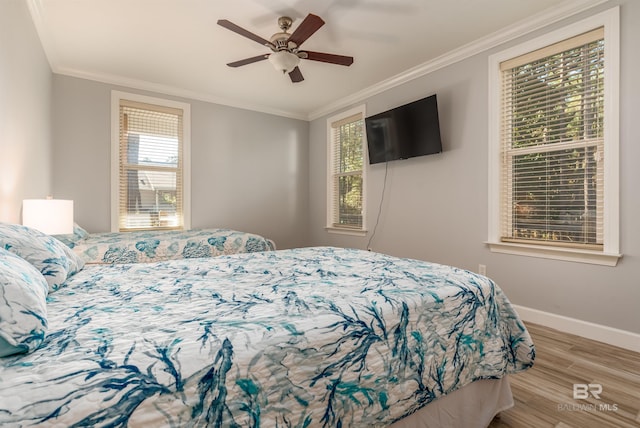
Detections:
307,0,609,121
52,66,309,121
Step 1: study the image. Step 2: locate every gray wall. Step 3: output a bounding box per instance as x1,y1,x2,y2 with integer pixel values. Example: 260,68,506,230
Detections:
0,0,52,223
308,0,640,334
52,75,309,250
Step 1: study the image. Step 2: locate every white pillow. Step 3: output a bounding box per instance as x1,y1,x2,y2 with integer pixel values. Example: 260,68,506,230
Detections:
0,222,84,292
0,248,48,357
53,222,90,248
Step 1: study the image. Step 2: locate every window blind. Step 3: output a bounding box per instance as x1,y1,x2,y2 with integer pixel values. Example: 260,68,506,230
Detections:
118,99,184,231
330,113,364,229
499,28,604,248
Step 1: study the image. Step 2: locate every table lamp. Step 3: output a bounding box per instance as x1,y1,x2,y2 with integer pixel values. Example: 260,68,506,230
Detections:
22,198,74,235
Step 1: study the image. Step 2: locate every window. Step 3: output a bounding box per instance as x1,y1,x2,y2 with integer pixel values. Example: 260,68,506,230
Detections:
327,106,366,235
111,92,191,232
488,8,620,266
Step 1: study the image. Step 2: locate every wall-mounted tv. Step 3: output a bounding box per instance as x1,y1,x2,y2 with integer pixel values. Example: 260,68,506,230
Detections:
365,94,442,164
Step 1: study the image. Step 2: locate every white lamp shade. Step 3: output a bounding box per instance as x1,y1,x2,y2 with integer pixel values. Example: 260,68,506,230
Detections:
268,51,300,73
22,199,74,235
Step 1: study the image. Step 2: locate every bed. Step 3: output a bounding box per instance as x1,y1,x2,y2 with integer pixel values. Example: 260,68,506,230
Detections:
54,223,276,264
0,223,535,427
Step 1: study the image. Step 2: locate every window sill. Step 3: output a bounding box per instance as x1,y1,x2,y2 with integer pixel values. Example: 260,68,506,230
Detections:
486,241,622,266
326,227,367,237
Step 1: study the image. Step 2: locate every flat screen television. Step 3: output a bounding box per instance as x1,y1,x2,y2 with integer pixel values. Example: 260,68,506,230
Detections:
365,94,442,164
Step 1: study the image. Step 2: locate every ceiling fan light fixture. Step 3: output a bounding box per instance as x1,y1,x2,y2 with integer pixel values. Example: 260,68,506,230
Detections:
268,51,300,74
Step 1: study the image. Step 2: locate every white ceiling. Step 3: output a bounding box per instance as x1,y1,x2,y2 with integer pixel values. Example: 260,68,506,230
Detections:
28,0,602,120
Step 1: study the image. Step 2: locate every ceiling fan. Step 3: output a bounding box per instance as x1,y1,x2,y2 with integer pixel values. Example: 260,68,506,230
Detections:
217,14,354,83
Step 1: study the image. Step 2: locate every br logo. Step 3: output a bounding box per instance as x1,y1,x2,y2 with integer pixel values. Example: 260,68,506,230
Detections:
573,383,602,400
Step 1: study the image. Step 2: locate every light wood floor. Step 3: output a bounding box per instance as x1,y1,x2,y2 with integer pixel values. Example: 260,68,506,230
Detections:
489,322,640,428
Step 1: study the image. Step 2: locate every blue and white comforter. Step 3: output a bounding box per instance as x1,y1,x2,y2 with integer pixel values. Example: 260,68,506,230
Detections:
0,247,534,427
66,228,276,264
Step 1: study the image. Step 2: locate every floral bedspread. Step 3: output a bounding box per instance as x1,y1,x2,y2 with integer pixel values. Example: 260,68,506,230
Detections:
0,247,534,427
67,228,276,264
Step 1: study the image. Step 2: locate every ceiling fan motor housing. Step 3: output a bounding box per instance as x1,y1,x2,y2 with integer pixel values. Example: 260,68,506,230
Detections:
270,16,299,52
270,32,294,51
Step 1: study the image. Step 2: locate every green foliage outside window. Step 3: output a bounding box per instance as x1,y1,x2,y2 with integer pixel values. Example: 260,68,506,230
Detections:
336,120,364,227
507,40,603,246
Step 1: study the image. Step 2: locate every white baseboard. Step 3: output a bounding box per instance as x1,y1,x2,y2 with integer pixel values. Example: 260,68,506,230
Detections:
513,304,640,353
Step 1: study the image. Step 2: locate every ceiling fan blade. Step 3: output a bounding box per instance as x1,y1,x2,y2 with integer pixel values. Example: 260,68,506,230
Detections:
226,54,269,68
300,51,354,66
287,14,324,47
289,66,304,83
217,19,274,48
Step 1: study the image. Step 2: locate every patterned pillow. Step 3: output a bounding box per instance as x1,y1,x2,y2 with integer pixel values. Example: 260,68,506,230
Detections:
0,222,85,292
0,248,48,357
53,222,90,248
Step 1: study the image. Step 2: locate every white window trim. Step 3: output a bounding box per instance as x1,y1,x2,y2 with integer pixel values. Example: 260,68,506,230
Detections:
326,105,367,236
487,7,621,266
110,91,191,232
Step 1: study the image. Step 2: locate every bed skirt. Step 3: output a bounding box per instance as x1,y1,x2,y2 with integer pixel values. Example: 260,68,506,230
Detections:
390,377,513,428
